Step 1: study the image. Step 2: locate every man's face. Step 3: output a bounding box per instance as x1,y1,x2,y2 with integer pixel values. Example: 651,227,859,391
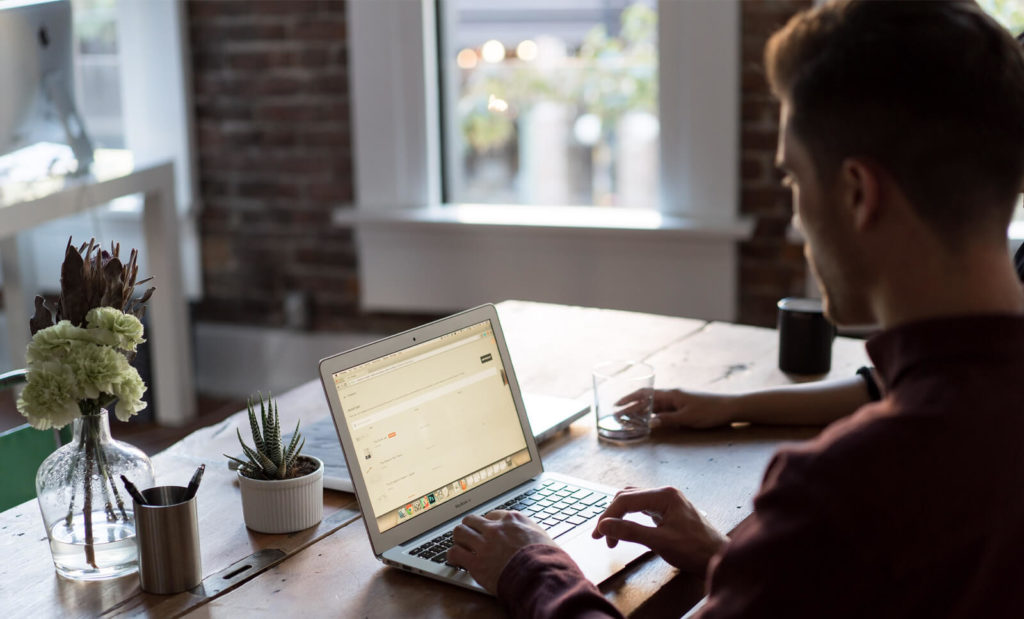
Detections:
776,104,873,326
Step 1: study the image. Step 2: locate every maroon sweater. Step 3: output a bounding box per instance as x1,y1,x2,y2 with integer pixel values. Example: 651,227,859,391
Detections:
497,314,1024,618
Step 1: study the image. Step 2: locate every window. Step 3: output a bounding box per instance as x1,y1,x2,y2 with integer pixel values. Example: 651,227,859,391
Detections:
978,0,1024,229
439,0,658,209
345,0,749,320
22,0,201,298
72,0,123,149
979,0,1024,32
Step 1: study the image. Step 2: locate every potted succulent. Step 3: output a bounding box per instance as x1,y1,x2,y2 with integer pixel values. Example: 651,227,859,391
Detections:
225,393,323,534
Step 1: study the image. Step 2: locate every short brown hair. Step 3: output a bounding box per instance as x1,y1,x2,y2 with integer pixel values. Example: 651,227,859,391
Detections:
766,0,1024,244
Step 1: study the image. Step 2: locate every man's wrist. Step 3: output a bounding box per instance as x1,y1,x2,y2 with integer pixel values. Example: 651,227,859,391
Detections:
718,392,745,424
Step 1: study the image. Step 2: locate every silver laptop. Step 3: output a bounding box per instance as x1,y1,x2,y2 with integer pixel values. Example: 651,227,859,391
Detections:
318,304,650,593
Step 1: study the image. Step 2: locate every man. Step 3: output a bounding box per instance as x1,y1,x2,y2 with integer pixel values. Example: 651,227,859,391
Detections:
446,1,1024,617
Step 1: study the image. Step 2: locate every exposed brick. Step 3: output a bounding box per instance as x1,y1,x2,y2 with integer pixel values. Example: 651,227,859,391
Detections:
187,0,251,20
306,180,352,202
741,154,766,182
737,0,812,326
295,46,331,68
741,126,780,151
741,188,791,215
291,18,347,41
191,22,288,43
252,101,345,124
189,0,357,329
225,49,289,71
237,180,304,199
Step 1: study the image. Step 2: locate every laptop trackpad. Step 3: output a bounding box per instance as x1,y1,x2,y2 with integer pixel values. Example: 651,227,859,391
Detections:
560,515,653,584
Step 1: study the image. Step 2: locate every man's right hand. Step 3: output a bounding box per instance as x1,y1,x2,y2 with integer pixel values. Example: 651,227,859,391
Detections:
617,388,737,429
592,486,728,574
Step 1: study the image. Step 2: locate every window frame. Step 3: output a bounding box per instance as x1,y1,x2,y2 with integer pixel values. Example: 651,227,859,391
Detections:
343,0,751,320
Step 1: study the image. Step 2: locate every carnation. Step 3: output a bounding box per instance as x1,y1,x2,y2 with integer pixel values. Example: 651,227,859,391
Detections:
25,321,94,363
17,306,149,428
112,370,148,422
16,363,82,430
86,307,145,352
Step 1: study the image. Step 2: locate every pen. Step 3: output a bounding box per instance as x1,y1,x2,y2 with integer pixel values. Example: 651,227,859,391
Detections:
120,475,147,506
185,464,206,500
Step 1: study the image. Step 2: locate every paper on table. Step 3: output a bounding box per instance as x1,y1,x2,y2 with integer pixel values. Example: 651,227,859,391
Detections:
290,417,353,492
227,417,353,493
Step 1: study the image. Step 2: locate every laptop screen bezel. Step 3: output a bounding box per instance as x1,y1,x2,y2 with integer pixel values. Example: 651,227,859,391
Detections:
317,303,544,556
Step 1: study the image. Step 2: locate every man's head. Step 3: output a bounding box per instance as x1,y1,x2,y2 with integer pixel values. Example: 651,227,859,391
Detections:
765,0,1024,325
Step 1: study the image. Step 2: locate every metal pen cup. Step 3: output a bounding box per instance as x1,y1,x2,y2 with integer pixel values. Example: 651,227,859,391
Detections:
134,486,202,594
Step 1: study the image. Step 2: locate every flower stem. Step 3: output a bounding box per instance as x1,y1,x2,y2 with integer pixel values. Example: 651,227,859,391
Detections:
82,427,97,569
62,447,82,528
94,441,128,521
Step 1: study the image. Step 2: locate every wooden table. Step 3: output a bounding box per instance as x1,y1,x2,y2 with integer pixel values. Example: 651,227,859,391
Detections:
0,301,871,617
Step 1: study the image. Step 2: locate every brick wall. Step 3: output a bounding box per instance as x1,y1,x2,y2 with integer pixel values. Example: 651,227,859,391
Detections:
187,0,810,331
738,0,812,327
187,0,432,333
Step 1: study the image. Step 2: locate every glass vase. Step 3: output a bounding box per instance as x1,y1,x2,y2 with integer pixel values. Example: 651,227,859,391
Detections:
35,409,155,580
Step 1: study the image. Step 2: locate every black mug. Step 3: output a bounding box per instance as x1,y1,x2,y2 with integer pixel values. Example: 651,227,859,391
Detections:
777,297,835,375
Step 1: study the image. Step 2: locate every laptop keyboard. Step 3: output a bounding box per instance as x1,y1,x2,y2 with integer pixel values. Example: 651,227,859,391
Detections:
408,480,611,567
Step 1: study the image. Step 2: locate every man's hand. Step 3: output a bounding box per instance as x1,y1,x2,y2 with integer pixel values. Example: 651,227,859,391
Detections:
447,510,557,593
617,388,736,429
593,486,728,574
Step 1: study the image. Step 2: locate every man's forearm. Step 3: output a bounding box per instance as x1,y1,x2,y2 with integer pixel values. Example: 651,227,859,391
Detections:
731,376,871,426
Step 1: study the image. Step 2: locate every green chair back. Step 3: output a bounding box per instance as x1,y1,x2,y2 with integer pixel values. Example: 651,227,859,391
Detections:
0,369,71,510
0,424,69,510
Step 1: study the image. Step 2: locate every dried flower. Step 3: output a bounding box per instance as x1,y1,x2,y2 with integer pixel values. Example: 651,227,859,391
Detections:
17,237,154,428
30,238,154,339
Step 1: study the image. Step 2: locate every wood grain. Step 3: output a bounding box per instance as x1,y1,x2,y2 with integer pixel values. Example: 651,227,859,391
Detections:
0,301,871,617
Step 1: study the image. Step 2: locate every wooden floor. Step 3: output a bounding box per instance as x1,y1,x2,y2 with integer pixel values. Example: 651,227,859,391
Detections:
0,391,245,455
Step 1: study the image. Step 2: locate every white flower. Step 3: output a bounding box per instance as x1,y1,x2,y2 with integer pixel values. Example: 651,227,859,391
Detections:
86,307,145,352
112,370,148,422
16,362,81,430
25,321,93,363
18,308,149,428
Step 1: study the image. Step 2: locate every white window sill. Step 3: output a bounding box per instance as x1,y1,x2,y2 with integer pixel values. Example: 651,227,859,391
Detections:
332,204,753,242
335,204,754,320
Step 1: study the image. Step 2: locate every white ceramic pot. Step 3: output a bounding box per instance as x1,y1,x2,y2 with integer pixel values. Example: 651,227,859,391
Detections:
237,456,324,534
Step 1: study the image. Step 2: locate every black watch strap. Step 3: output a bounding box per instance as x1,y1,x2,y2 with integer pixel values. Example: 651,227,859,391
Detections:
857,366,882,402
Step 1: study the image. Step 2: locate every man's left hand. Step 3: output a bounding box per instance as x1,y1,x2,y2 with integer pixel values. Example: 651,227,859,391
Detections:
447,510,557,593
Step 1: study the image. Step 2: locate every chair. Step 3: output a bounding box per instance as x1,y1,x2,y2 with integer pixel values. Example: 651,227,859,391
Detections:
0,369,70,511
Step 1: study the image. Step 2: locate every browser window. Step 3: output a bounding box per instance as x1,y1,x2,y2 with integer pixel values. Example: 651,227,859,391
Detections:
331,320,530,533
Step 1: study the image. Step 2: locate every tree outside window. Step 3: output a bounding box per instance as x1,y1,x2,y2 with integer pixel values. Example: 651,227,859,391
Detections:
443,0,658,209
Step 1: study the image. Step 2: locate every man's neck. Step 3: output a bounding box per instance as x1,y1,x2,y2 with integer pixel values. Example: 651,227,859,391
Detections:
872,244,1024,329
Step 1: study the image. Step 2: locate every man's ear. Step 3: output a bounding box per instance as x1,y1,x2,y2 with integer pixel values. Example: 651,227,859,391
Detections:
839,158,880,231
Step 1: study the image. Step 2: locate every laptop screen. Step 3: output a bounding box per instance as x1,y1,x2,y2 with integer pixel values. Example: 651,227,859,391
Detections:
329,319,531,533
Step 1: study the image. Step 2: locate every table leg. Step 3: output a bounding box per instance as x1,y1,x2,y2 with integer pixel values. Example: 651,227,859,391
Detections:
141,163,196,427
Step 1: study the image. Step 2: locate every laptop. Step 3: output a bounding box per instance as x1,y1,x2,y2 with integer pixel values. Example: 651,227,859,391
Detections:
293,392,589,493
318,303,651,593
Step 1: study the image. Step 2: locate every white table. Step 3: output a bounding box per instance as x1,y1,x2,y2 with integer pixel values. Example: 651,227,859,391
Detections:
0,156,195,426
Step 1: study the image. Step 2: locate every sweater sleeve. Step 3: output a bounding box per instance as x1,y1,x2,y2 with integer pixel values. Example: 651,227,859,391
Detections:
694,448,860,619
496,544,625,619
